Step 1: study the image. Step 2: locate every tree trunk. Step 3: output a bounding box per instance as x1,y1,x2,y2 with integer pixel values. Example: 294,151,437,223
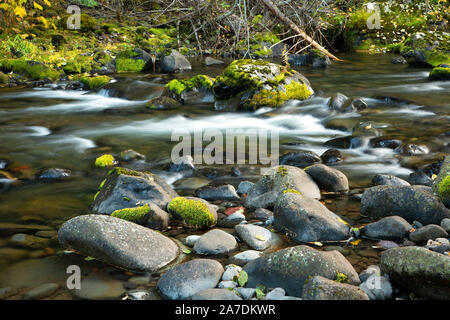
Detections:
260,0,341,61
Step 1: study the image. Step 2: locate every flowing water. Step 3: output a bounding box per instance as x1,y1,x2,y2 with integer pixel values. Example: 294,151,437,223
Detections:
0,53,449,297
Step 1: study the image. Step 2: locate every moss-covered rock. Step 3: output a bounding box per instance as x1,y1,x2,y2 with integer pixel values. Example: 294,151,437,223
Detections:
213,59,313,111
111,203,170,230
429,66,450,81
433,155,450,207
0,71,9,85
0,59,60,80
163,75,215,104
80,75,112,90
399,34,450,67
114,48,151,72
146,96,182,110
167,197,217,228
94,154,115,168
438,174,450,208
58,14,99,33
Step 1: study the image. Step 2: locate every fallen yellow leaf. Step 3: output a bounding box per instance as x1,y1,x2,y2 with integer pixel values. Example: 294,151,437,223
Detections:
350,239,361,246
255,235,265,241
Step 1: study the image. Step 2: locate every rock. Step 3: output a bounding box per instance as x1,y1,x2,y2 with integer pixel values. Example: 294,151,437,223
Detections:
91,167,178,214
396,143,429,156
369,136,403,149
195,184,240,201
236,288,256,300
222,264,242,281
288,50,331,68
146,96,182,110
213,59,314,111
193,229,237,255
163,75,214,104
360,275,393,300
157,259,224,300
38,168,71,180
359,265,381,283
124,290,156,300
441,218,450,233
110,203,170,230
237,181,254,195
245,165,320,209
320,149,343,164
191,288,242,300
360,185,450,225
244,245,360,297
23,283,59,300
169,155,194,172
324,136,363,149
58,215,179,272
161,49,192,73
274,192,350,243
279,151,321,168
408,171,433,186
433,155,450,207
429,66,450,81
204,57,225,66
234,224,272,251
218,280,237,289
302,276,369,300
399,33,449,67
266,287,286,300
227,250,262,267
73,275,125,300
218,211,246,228
409,225,449,243
114,47,152,72
9,234,50,249
0,223,53,237
328,93,349,112
118,149,145,162
372,174,410,187
360,216,412,241
304,164,349,193
391,56,408,64
380,246,450,300
185,235,201,247
251,208,273,222
167,197,217,228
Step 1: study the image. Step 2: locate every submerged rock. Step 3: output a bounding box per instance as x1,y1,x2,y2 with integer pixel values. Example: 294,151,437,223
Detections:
146,96,182,110
244,245,360,297
58,215,179,272
90,167,178,214
204,57,225,66
72,275,126,300
380,246,450,300
117,149,146,162
324,136,363,149
304,164,349,193
157,259,224,300
302,276,369,300
213,59,314,111
274,192,350,243
245,165,320,209
360,185,450,225
38,168,71,180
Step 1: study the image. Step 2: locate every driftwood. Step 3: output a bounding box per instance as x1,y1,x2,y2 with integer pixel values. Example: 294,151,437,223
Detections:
260,0,341,61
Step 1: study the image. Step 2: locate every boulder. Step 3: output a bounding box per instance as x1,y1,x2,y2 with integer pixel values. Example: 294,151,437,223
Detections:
193,229,237,255
360,185,450,225
360,216,412,241
304,164,349,193
274,192,350,242
324,136,363,149
110,203,170,230
320,149,343,164
360,275,393,300
163,75,214,104
372,174,410,187
278,151,321,168
58,215,178,272
244,245,360,297
237,181,254,195
409,225,449,243
90,167,178,214
146,96,182,110
302,276,369,300
433,155,450,207
328,93,350,112
157,259,224,299
380,246,450,300
245,165,320,209
161,49,192,73
195,184,240,201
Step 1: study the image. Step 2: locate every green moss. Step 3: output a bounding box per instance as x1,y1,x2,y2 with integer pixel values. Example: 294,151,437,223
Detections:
335,272,349,283
80,75,112,90
115,49,147,72
59,14,98,33
0,72,8,84
111,204,150,222
0,59,60,80
277,166,288,177
167,197,215,228
254,32,280,45
165,75,215,96
98,179,106,190
438,175,450,203
93,191,100,200
94,154,115,168
429,67,450,80
283,189,302,195
107,167,142,177
245,82,312,109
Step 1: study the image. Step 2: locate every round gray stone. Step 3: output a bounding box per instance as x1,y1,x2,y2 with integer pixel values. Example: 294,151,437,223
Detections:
234,224,272,251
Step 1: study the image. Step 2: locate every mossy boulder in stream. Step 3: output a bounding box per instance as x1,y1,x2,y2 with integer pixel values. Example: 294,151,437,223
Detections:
111,203,170,230
90,167,178,214
380,246,450,300
114,48,152,72
167,196,217,228
163,75,215,104
433,155,450,208
429,66,450,81
212,59,314,111
0,59,60,81
80,76,112,91
398,33,450,67
94,154,115,168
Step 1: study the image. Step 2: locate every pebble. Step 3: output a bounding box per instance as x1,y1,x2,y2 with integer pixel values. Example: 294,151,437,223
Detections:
266,287,286,300
222,264,242,281
23,283,59,300
218,281,237,289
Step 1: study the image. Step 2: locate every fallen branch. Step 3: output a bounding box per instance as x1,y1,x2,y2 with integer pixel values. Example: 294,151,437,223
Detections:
260,0,341,61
